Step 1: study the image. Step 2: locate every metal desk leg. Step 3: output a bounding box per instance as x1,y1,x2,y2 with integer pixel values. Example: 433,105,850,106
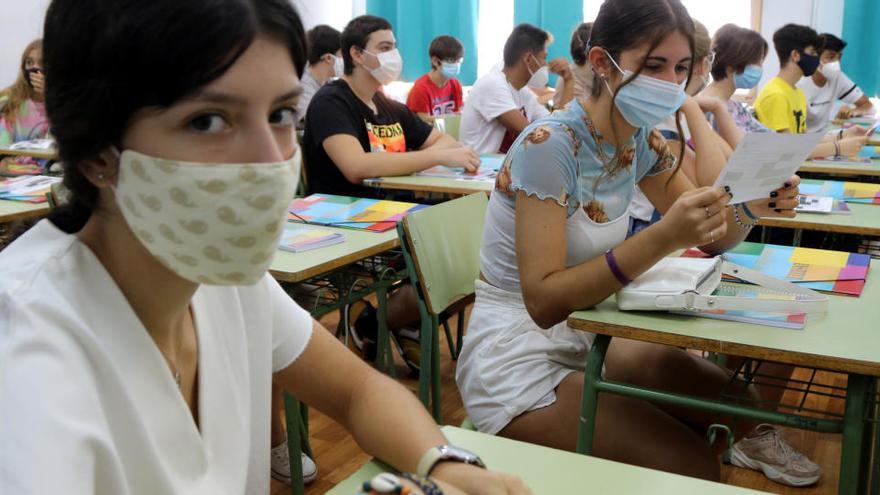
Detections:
374,285,396,378
284,392,306,495
840,374,870,495
577,334,611,455
793,228,803,247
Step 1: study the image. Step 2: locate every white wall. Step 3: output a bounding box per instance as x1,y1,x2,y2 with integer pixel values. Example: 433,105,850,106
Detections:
758,0,844,89
292,0,353,31
0,0,51,88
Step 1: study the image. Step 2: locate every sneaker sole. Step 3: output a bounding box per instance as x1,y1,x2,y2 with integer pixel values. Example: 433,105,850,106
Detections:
271,467,318,485
729,445,819,487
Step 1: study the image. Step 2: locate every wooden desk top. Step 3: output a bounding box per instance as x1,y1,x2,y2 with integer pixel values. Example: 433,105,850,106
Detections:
0,198,50,223
758,202,880,236
0,147,57,161
364,175,494,195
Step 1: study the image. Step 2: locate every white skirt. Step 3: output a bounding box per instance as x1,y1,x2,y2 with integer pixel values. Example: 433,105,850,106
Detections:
455,279,596,435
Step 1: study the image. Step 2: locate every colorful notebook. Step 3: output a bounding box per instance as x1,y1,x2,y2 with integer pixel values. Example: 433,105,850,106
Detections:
721,243,871,296
0,175,60,203
278,224,345,253
812,155,873,165
288,194,428,233
416,154,505,181
798,179,880,205
858,146,880,159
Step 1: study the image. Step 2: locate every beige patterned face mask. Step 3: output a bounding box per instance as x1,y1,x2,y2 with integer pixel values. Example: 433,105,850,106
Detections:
114,147,300,285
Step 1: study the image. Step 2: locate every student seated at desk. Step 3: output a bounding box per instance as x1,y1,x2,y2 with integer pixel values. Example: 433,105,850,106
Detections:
456,0,819,486
0,2,528,494
302,15,478,199
459,24,574,154
295,24,343,129
0,39,50,175
302,15,478,371
798,33,875,133
629,19,741,235
704,24,867,160
553,22,594,101
406,35,465,122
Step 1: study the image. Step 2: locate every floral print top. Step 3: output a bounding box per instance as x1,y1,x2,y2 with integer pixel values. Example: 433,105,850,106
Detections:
493,97,677,223
0,97,51,172
707,100,771,135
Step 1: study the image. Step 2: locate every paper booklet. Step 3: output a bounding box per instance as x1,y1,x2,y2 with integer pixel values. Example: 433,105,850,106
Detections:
713,132,825,204
0,175,61,203
8,139,55,151
278,224,345,253
795,195,834,213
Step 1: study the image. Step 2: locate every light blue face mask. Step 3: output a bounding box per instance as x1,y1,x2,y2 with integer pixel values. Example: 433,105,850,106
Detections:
441,61,461,79
603,51,687,128
734,64,763,89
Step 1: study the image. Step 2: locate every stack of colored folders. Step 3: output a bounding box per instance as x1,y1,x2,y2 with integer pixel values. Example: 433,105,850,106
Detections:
0,175,61,203
288,193,428,233
721,243,871,297
278,224,345,253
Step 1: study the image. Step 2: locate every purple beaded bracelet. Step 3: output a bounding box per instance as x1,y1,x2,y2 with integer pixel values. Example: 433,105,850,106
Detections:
604,248,632,286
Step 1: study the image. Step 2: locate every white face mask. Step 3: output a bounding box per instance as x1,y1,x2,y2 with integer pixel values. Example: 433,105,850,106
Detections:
114,146,300,285
330,54,344,78
820,61,841,79
526,54,549,88
363,48,403,85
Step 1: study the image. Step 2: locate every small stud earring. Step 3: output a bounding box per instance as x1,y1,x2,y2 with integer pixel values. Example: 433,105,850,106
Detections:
97,172,106,180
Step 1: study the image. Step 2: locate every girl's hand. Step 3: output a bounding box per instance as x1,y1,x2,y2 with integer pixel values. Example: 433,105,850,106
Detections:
838,135,868,157
843,125,867,138
655,186,729,249
745,175,800,219
29,71,45,95
432,463,532,495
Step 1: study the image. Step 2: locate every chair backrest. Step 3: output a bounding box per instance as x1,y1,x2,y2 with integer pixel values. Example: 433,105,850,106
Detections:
434,114,462,141
400,193,488,315
295,130,308,197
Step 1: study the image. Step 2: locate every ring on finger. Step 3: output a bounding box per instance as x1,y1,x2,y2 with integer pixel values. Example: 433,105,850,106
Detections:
704,206,712,219
709,229,715,243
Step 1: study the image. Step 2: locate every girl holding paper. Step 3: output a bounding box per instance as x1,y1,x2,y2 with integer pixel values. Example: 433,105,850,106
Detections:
456,0,818,486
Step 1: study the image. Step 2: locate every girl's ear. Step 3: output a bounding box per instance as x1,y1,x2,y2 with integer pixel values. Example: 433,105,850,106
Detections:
80,148,120,188
588,46,610,78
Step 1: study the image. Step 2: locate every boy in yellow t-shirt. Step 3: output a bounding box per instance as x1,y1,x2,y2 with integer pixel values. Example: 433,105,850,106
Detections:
755,24,820,133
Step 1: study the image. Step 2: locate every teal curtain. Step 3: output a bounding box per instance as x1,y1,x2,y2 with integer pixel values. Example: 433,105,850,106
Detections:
366,0,480,85
513,0,584,85
841,0,880,97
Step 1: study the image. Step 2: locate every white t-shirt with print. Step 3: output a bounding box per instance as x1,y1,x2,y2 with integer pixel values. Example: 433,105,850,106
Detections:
798,72,864,133
460,68,551,154
0,220,313,495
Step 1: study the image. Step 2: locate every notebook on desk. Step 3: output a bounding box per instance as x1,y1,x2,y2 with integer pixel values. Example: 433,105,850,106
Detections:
278,224,345,253
288,193,428,233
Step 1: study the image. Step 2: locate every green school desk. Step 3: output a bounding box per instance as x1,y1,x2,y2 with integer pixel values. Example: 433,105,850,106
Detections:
567,257,880,494
758,202,880,237
327,426,767,495
0,198,50,223
363,175,494,195
799,159,880,178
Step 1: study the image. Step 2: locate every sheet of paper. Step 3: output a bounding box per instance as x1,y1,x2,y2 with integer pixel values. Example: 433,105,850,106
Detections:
712,132,825,204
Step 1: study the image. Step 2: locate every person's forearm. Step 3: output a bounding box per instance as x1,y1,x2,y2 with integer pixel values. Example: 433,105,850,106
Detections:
424,131,463,151
344,149,443,181
344,371,447,473
710,104,744,148
553,76,575,110
699,206,751,255
856,101,875,114
809,141,836,159
522,226,674,328
682,103,727,187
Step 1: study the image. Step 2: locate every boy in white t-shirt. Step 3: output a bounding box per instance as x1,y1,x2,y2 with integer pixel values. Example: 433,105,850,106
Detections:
460,23,574,154
798,33,874,133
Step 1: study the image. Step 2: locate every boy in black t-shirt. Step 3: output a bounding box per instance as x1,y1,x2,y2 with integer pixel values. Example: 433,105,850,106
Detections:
302,15,480,370
302,15,479,199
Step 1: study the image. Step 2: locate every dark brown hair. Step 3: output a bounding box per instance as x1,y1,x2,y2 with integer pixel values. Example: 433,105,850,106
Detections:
43,0,307,233
570,22,593,66
429,35,464,69
711,24,768,81
588,0,695,179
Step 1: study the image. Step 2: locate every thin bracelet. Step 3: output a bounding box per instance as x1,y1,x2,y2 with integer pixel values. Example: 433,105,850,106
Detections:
400,473,443,495
604,248,632,285
733,204,757,229
833,140,841,158
838,128,844,141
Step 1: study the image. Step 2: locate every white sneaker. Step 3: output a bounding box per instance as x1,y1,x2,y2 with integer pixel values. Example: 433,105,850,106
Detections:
729,424,821,487
270,443,317,485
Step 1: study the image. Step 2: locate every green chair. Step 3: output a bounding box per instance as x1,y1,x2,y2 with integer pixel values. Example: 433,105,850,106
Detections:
434,114,462,141
398,193,488,421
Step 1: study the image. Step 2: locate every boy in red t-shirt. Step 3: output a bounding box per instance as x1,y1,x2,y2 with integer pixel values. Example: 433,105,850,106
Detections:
406,35,464,122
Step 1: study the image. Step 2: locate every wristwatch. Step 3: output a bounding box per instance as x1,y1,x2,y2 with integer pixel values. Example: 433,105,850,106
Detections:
416,445,486,478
